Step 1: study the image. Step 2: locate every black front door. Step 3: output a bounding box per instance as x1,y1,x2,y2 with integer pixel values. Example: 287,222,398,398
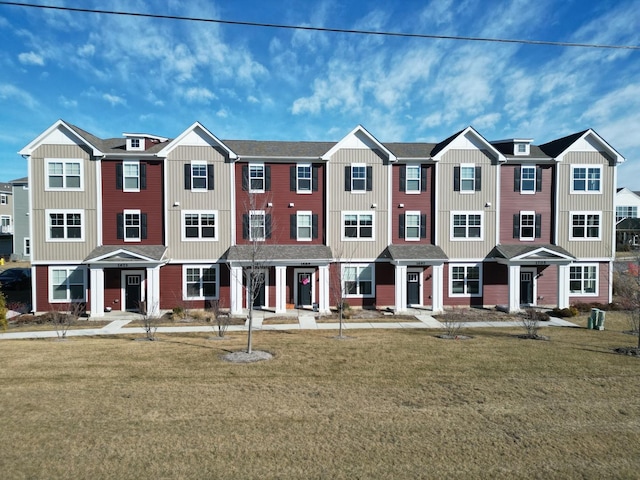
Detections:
407,272,420,306
251,272,266,308
297,273,312,307
520,271,534,305
125,274,142,311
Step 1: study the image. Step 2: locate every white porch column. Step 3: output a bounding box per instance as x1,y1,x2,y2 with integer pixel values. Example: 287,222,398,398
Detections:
431,264,444,313
275,265,287,313
318,265,330,313
394,265,407,312
557,264,570,309
146,266,160,317
230,266,243,315
89,267,105,318
508,264,521,313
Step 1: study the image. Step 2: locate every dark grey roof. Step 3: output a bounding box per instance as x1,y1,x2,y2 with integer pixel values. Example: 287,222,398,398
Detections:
616,218,640,231
67,122,170,155
383,142,437,159
539,130,589,157
226,244,333,262
381,244,448,262
493,244,574,260
0,183,12,193
224,140,335,158
9,177,28,185
83,245,168,262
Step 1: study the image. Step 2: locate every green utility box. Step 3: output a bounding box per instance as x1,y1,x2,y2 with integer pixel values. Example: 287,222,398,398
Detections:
588,308,606,330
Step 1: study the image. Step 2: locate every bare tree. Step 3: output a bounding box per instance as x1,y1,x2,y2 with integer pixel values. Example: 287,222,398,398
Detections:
329,245,356,339
520,308,542,339
139,301,159,341
207,299,231,338
51,302,84,340
613,259,640,350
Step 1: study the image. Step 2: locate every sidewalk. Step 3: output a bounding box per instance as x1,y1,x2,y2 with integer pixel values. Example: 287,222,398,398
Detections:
0,311,579,340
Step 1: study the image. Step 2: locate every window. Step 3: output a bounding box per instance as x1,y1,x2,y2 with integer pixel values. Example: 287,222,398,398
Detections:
451,212,483,240
250,210,265,241
49,266,86,302
570,212,601,240
47,210,83,241
521,166,536,193
519,212,536,240
343,212,374,240
569,265,597,295
46,159,82,190
352,164,366,192
450,264,482,296
616,206,638,221
297,212,312,241
0,215,10,234
460,165,475,191
404,212,422,241
184,162,214,191
184,265,219,299
0,194,6,205
343,264,374,297
297,164,312,192
183,211,217,240
123,161,140,191
572,166,601,192
249,164,265,192
405,165,421,192
516,143,527,154
24,238,30,257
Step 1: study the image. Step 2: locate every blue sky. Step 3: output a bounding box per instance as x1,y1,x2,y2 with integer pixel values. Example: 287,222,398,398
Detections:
1,0,639,188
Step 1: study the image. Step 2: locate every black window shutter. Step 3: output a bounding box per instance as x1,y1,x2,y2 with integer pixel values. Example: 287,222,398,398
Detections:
117,213,124,239
141,214,147,239
265,166,271,191
399,165,406,192
241,165,248,191
514,167,521,192
366,166,373,191
312,214,318,239
184,164,191,190
140,163,147,190
420,214,427,238
242,214,249,239
344,166,351,191
290,166,296,191
207,164,214,190
536,166,542,192
290,214,296,239
535,214,542,238
475,166,482,191
399,214,405,239
312,166,318,191
513,214,520,238
116,163,123,190
453,166,460,191
265,214,272,238
421,165,428,192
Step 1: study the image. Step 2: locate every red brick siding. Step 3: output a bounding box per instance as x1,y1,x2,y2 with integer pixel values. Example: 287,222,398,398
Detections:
160,264,230,310
482,262,508,306
375,262,395,306
535,265,558,306
391,164,433,244
104,269,122,311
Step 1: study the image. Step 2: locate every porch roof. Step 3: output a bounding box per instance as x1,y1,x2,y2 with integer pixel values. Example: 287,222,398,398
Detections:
382,244,449,263
83,245,168,264
225,245,333,264
492,244,575,264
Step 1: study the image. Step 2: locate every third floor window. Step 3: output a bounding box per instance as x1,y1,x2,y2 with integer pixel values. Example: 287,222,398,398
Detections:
571,166,601,193
46,159,82,190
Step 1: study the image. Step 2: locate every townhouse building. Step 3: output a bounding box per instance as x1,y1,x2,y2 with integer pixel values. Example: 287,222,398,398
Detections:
0,182,13,257
19,120,622,316
9,177,29,261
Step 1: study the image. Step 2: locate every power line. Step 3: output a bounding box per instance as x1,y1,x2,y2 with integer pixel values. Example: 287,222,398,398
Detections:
1,0,639,51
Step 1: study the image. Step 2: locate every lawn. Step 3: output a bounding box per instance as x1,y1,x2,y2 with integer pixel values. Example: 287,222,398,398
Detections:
1,317,639,479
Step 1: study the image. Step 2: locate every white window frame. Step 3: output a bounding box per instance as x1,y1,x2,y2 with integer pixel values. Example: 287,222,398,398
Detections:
191,161,208,191
183,264,219,300
182,210,217,241
249,210,266,241
616,206,638,221
449,263,482,297
515,143,529,155
0,215,10,234
0,194,6,205
351,163,367,192
24,237,30,257
459,163,476,193
48,266,87,303
249,163,265,193
571,165,602,193
342,211,375,241
405,211,421,241
296,211,312,241
405,165,421,193
450,211,483,241
123,209,141,242
46,209,84,242
297,164,312,193
569,264,598,296
520,211,535,241
570,211,601,241
45,159,84,191
127,138,144,151
342,264,375,298
122,160,140,192
521,165,536,193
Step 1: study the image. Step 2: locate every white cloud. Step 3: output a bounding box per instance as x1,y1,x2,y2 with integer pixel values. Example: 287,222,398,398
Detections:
58,96,77,108
0,83,38,109
18,51,44,66
78,44,95,57
247,95,259,104
103,93,126,106
181,87,217,103
216,109,228,118
472,112,501,129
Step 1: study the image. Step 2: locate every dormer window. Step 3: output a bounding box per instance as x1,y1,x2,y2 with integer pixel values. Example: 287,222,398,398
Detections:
515,143,530,155
127,138,144,151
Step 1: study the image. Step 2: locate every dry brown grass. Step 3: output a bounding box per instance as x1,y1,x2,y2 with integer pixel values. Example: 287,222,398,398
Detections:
1,324,639,479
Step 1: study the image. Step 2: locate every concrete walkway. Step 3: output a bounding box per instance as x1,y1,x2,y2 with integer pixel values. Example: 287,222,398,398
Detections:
0,312,579,340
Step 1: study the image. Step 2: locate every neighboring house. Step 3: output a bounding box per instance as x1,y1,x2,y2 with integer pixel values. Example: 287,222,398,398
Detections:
19,120,623,316
10,177,29,261
615,187,640,248
0,182,13,258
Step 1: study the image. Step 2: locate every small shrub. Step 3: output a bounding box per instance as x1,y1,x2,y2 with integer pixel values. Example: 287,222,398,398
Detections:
172,306,186,320
551,307,578,318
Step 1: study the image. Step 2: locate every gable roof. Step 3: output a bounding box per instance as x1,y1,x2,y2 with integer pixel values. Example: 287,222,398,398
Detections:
430,126,506,162
539,129,624,163
158,122,237,159
19,119,103,156
321,125,397,162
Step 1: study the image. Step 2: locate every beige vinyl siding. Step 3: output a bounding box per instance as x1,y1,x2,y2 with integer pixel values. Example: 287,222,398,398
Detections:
31,144,98,261
166,146,233,260
328,149,390,258
557,152,615,258
437,150,498,259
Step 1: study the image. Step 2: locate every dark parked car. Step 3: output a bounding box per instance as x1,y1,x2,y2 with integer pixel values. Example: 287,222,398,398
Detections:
0,268,31,290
